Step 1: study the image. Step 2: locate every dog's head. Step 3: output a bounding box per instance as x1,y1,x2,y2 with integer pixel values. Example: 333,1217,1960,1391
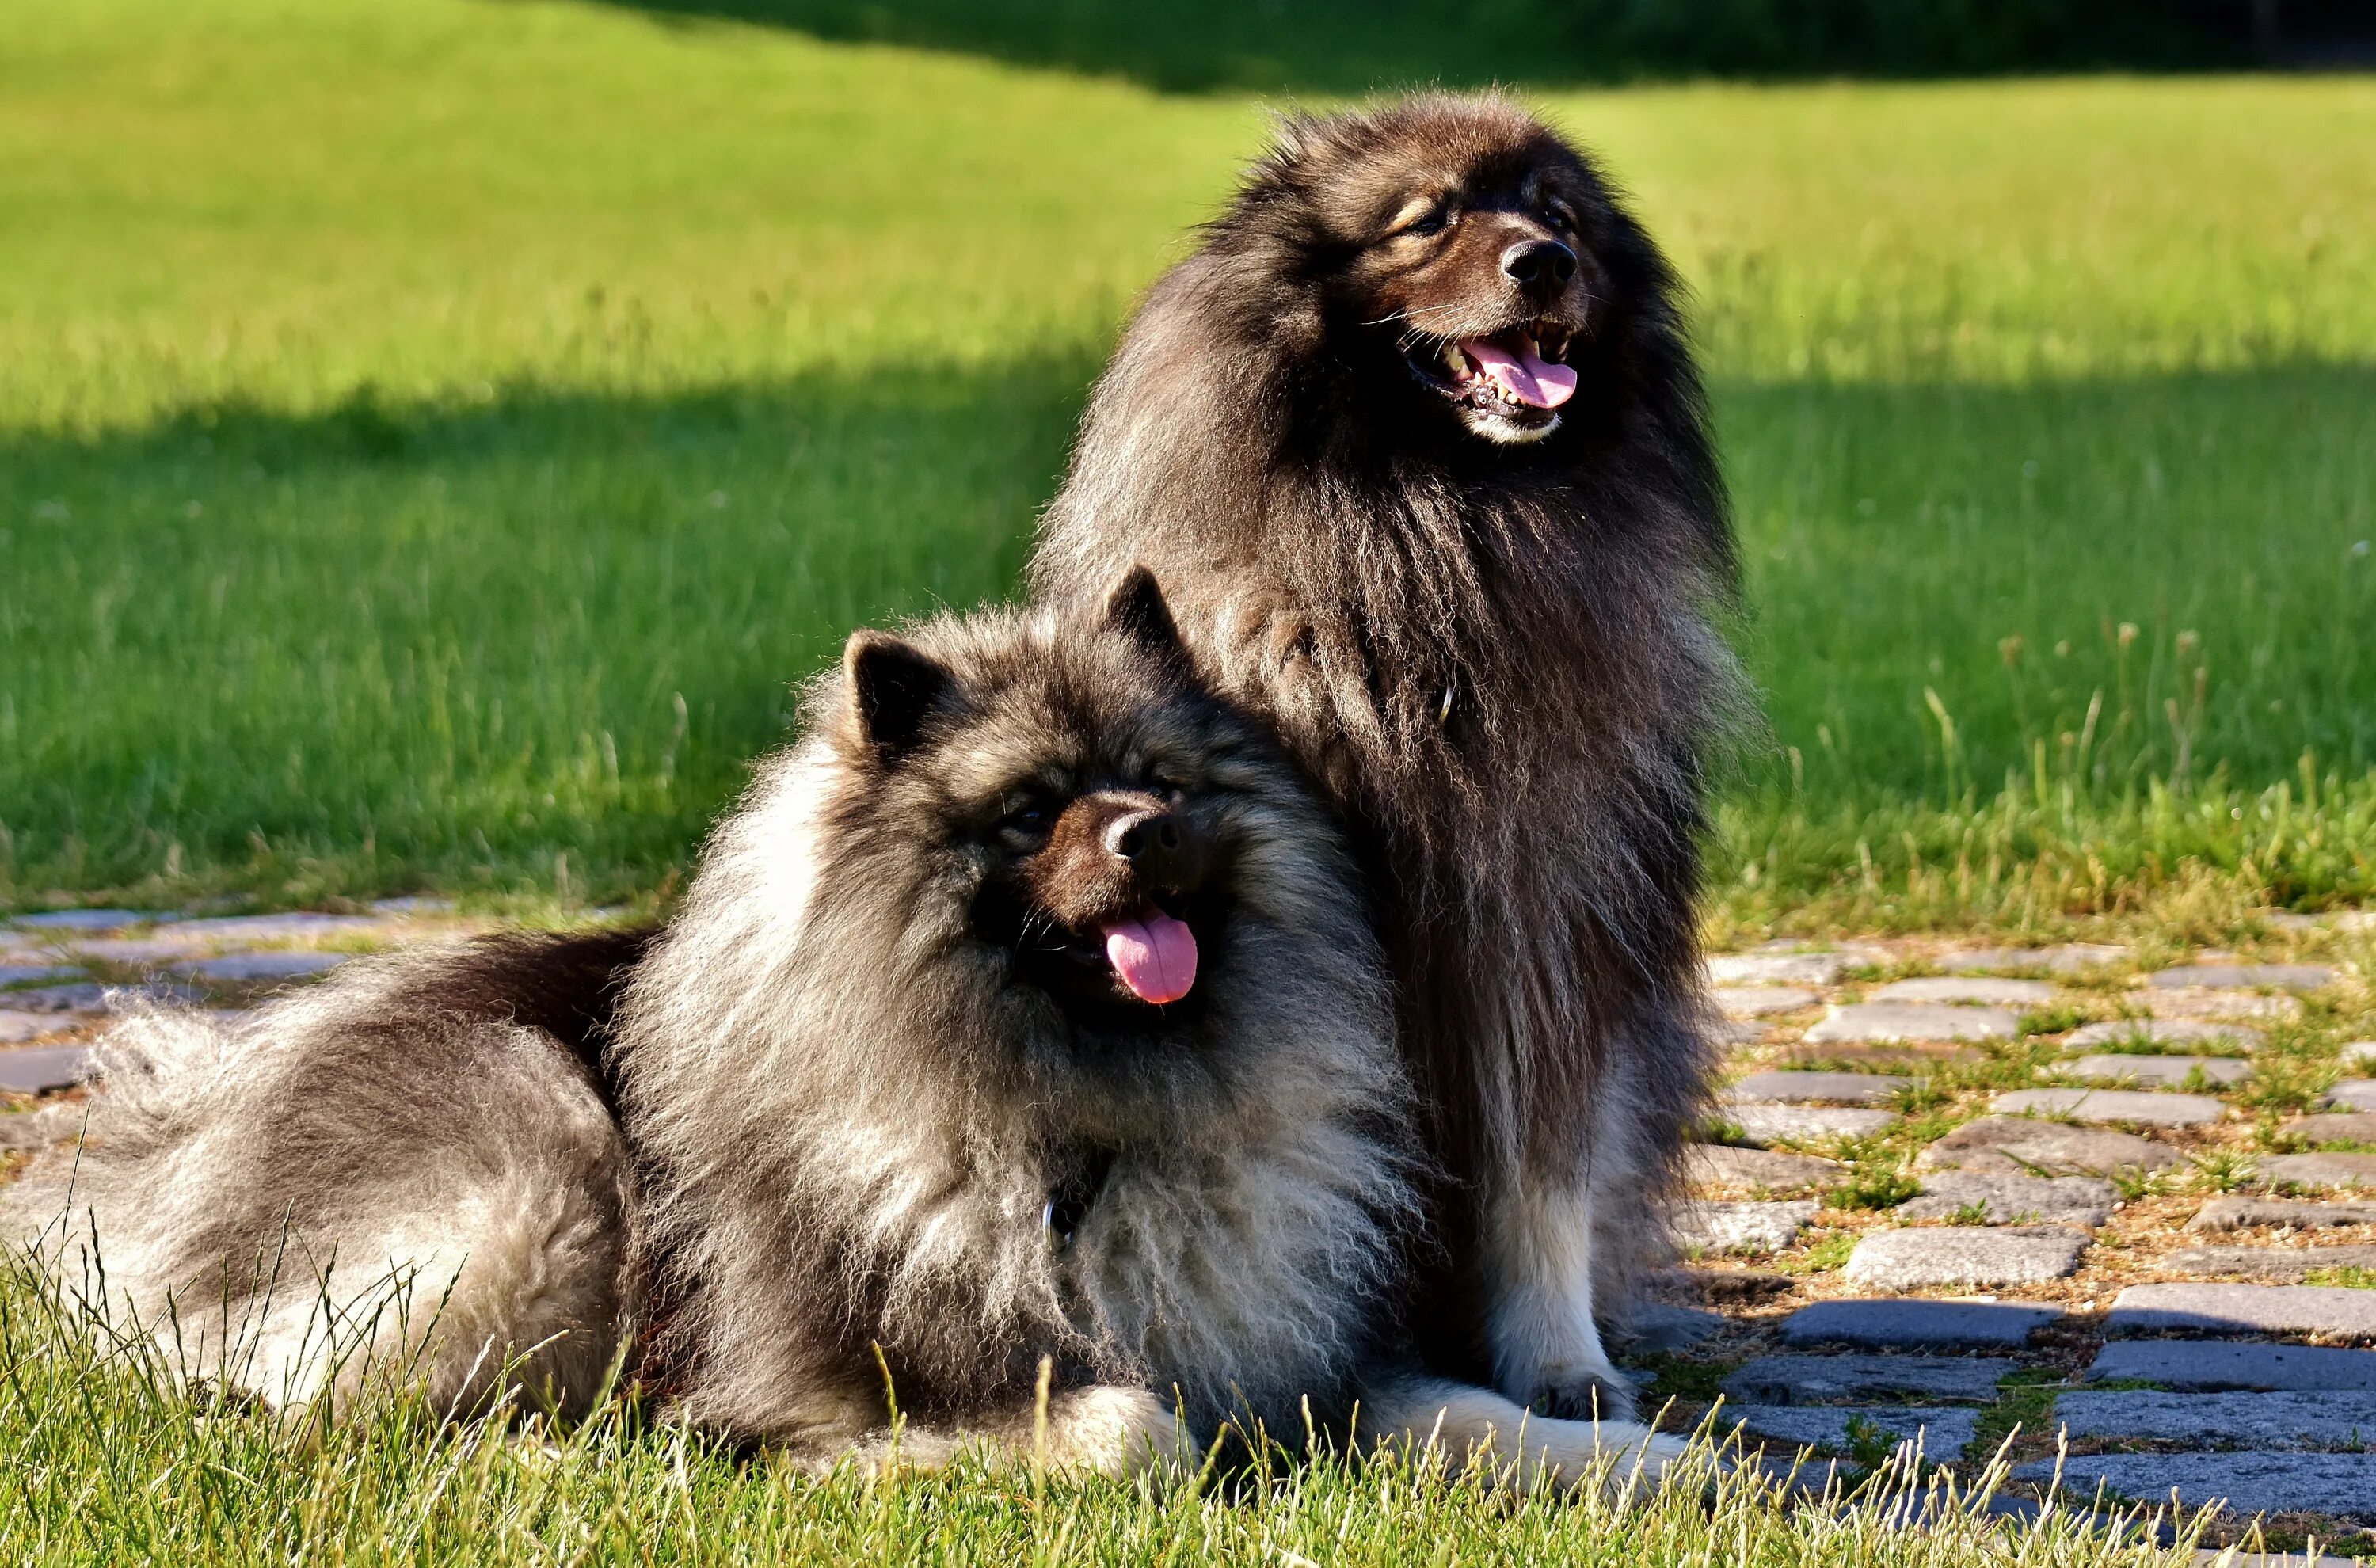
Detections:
827,570,1350,1034
1230,95,1641,447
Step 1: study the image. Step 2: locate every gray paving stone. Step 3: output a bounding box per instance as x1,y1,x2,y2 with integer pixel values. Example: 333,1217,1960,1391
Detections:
0,1010,75,1044
2167,1245,2376,1280
1707,953,1852,986
1727,1070,1908,1106
2104,1281,2376,1338
2147,964,2337,992
67,937,204,965
173,952,352,982
1803,1003,2018,1045
1780,1298,2062,1349
168,912,384,943
5,909,171,932
1685,1144,1840,1193
1869,976,2058,1006
1720,1353,2013,1406
1725,1405,1980,1460
1712,985,1819,1018
2344,1042,2376,1070
2012,1452,2376,1524
2087,1338,2376,1391
2065,1018,2262,1052
2062,1053,2252,1087
2054,1388,2376,1448
1991,1087,2226,1126
2147,988,2302,1024
2285,1113,2376,1146
2261,1152,2376,1189
1938,944,2130,976
2187,1195,2376,1232
0,1045,92,1094
1724,1104,1898,1144
1898,1170,2117,1226
1712,1020,1766,1047
1919,1115,2182,1177
1844,1225,2088,1290
1676,1200,1820,1255
371,896,458,915
2327,1079,2376,1112
1611,1303,1725,1353
1779,1041,1987,1071
1,984,109,1013
2,963,91,988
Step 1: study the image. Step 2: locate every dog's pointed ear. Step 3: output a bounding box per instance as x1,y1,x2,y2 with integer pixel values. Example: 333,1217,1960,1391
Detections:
840,630,950,759
1099,566,1190,675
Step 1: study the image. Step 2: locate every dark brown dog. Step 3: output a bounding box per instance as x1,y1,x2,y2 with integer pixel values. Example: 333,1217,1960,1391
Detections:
1034,93,1740,1419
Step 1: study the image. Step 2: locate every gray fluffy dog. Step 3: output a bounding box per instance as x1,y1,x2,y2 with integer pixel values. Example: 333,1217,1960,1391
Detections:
10,573,1685,1482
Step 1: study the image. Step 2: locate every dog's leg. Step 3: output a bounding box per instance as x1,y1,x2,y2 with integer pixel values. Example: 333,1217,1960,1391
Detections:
1361,1374,1685,1493
1483,1162,1639,1422
855,1385,1189,1479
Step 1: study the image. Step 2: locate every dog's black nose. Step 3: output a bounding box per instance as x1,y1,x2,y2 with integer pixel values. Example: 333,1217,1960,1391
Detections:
1502,239,1577,299
1106,809,1182,864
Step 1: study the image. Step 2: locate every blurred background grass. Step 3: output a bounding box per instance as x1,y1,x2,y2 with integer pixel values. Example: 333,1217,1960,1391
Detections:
2,0,2372,920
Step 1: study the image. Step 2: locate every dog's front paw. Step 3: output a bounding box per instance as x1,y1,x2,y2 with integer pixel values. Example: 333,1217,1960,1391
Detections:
1525,1364,1641,1425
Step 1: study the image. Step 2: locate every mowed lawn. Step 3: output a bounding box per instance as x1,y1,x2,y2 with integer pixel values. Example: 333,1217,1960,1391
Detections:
3,0,2374,919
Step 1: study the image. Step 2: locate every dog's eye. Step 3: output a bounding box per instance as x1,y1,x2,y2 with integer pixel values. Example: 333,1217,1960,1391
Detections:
999,801,1050,836
1145,768,1189,800
1403,211,1448,238
1541,203,1574,233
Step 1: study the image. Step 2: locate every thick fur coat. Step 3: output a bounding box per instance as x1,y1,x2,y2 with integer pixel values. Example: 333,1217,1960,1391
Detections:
17,586,1691,1479
1034,94,1742,1415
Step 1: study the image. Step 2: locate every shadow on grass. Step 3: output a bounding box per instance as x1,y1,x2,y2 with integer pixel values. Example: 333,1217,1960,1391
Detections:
592,0,2265,95
2,356,2372,904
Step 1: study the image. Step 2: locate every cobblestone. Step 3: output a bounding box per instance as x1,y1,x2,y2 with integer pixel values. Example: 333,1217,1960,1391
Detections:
2054,1388,2376,1448
1869,976,2058,1007
1898,1170,2118,1227
2344,1041,2376,1069
2284,1112,2376,1144
0,965,86,987
1727,1405,1981,1460
1676,1200,1819,1255
2085,1339,2376,1391
1844,1226,2088,1290
1919,1115,2181,1176
1938,944,2129,976
2146,964,2338,992
2187,1194,2376,1231
0,1011,75,1044
4,910,169,932
1990,1087,2226,1126
2012,1452,2376,1524
2065,1018,2261,1052
1778,1041,1986,1071
1780,1298,2062,1349
173,952,352,981
2146,988,2302,1024
0,1045,92,1094
2259,1152,2376,1189
2167,1245,2376,1280
2062,1054,2252,1087
1802,1003,2018,1045
1724,1104,1898,1144
1727,1071,1908,1105
2327,1079,2376,1112
1707,953,1853,986
1712,986,1819,1018
1684,1144,1840,1193
2104,1281,2376,1338
1720,1353,2012,1406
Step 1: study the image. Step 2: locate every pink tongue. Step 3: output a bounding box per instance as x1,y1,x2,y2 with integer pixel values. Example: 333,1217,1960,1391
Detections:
1102,912,1198,1005
1461,337,1577,409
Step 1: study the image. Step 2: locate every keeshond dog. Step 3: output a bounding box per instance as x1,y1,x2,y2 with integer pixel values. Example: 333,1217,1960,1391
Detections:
1035,95,1742,1421
10,573,1684,1481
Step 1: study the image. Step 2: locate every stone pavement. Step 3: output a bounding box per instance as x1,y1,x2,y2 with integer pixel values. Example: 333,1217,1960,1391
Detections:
1655,916,2376,1551
5,901,2376,1550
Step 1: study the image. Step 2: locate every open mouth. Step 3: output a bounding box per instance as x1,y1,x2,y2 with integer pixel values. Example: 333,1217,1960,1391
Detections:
1007,889,1218,1012
1403,319,1578,439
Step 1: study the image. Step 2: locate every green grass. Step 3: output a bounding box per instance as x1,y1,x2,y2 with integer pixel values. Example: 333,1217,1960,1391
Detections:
0,1262,2219,1567
3,0,2374,918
